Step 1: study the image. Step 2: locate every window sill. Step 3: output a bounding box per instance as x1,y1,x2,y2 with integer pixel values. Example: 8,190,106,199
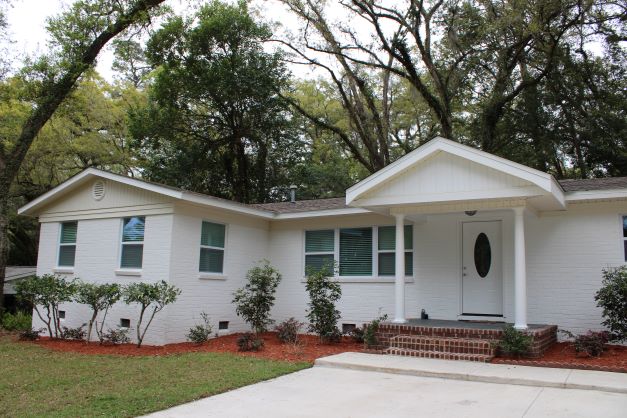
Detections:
300,277,414,284
115,269,142,277
198,273,227,281
53,268,74,274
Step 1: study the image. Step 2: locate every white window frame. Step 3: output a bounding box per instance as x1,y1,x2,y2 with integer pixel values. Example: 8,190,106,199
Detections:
118,216,145,272
303,229,336,275
57,221,77,269
302,225,415,281
376,225,414,277
621,215,627,262
198,220,227,278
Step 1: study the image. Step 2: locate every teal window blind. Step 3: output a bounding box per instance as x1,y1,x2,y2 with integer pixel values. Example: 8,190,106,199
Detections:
121,217,145,269
199,221,225,273
304,230,335,274
377,225,413,276
58,221,77,267
339,228,372,276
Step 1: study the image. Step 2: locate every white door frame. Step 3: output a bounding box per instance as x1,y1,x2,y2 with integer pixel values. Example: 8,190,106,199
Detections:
459,219,504,319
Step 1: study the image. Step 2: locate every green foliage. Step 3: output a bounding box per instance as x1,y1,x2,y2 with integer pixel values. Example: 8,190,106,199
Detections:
595,267,627,342
305,265,342,343
74,281,121,342
186,312,213,344
14,274,77,338
275,317,304,344
100,328,131,345
561,329,609,357
236,332,264,352
60,325,86,341
0,311,32,331
18,328,41,341
363,314,388,349
496,325,533,357
123,280,180,347
233,261,282,334
132,0,300,203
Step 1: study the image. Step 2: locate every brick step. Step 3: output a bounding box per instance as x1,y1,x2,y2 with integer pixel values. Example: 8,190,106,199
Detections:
385,347,493,362
378,324,504,340
389,335,496,356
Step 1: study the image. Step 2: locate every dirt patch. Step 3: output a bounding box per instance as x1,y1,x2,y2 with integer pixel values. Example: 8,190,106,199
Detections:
28,332,362,363
492,342,627,373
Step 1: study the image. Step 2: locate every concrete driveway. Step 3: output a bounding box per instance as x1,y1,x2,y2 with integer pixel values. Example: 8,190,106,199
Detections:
146,365,627,418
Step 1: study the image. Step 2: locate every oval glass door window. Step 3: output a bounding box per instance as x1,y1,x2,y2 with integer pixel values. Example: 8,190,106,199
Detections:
474,232,491,278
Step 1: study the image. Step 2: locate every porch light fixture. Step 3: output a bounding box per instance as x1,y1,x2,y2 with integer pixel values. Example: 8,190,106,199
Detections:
465,210,477,216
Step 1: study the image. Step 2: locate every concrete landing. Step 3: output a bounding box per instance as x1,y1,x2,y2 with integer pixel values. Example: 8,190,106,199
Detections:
315,352,627,394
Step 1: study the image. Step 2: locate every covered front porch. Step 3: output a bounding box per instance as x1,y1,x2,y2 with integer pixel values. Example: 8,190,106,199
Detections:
346,138,567,332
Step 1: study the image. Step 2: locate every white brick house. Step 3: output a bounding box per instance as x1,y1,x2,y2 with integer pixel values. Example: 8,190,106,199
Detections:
18,137,627,345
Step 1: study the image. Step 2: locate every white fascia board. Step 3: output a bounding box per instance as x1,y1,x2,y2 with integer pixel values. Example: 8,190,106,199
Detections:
181,192,275,219
273,207,370,220
565,189,627,202
346,137,556,204
18,168,184,216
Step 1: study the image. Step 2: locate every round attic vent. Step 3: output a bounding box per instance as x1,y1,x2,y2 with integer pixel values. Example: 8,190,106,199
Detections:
92,180,106,201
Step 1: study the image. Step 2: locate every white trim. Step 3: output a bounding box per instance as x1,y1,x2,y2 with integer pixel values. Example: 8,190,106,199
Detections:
114,269,142,277
457,314,505,322
119,216,145,270
275,208,369,219
346,137,564,206
198,220,227,276
52,268,74,275
566,189,627,202
300,277,414,284
620,215,627,263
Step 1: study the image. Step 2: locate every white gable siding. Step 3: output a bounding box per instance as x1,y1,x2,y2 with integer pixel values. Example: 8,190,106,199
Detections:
359,152,540,204
33,215,174,345
38,179,174,222
164,204,270,341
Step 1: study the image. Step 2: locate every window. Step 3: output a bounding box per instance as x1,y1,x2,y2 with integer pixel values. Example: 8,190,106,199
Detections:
304,230,335,274
623,216,627,261
377,225,413,276
58,221,77,267
120,217,145,269
340,228,372,276
199,221,226,273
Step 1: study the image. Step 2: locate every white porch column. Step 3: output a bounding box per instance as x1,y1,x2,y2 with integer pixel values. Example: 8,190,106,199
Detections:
513,207,528,330
393,213,406,323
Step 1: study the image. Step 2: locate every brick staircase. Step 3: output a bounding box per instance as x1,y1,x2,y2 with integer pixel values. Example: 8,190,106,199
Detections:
371,320,558,362
385,334,496,362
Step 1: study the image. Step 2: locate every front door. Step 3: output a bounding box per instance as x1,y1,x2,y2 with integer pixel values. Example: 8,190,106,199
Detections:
462,221,503,316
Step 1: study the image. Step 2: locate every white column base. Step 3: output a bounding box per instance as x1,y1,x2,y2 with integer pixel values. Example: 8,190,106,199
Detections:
391,318,407,324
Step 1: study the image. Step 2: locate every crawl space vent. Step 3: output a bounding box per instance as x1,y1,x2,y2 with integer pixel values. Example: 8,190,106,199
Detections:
92,180,106,201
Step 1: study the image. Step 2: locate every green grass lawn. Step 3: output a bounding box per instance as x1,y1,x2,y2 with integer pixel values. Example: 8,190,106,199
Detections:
0,336,309,417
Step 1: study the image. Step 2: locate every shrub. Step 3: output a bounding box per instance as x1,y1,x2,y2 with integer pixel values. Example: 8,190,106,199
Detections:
15,274,77,338
74,282,121,342
123,280,181,347
275,317,304,344
561,329,609,357
186,312,213,344
496,325,532,357
233,260,282,335
595,266,627,342
1,311,32,331
348,327,364,343
305,265,342,343
19,328,42,341
60,325,86,340
237,332,264,351
364,314,388,348
100,328,131,345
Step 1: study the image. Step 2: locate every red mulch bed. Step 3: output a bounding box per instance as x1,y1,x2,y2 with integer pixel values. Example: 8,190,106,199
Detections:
492,342,627,373
28,332,362,363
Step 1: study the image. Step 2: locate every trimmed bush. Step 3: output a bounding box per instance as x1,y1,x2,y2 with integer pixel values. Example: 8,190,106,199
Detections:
1,311,32,331
561,329,609,357
237,332,264,351
186,312,212,344
595,266,627,342
275,318,303,344
100,328,131,345
19,328,42,341
496,325,532,357
364,314,388,348
233,261,282,335
305,265,342,343
60,325,86,340
74,282,121,342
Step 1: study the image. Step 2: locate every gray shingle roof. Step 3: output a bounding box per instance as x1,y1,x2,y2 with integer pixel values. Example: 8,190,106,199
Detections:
250,197,348,213
557,177,627,192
